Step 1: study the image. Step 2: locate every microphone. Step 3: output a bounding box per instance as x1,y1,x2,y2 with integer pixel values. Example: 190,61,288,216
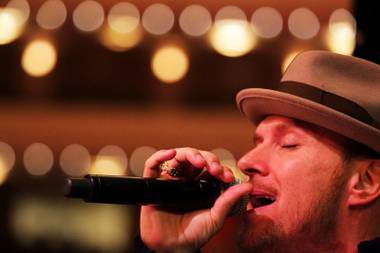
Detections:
64,174,248,215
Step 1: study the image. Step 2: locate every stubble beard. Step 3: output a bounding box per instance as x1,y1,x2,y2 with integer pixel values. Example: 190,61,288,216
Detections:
237,168,349,253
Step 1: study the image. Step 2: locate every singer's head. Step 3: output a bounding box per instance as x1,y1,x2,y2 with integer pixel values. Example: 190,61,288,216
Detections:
235,51,380,252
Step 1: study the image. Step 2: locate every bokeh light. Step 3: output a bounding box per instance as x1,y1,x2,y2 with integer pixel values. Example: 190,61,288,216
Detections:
129,146,156,176
251,7,283,38
23,143,54,176
11,197,131,251
0,159,9,185
21,39,57,77
326,9,356,55
211,148,236,168
288,8,320,40
6,0,30,24
209,19,257,57
0,142,16,185
211,148,247,182
142,3,174,35
108,2,140,34
99,24,143,52
210,6,255,57
215,5,247,21
0,7,25,45
90,145,128,175
73,0,104,32
36,0,67,30
282,51,301,74
179,5,212,36
151,45,189,83
60,144,91,176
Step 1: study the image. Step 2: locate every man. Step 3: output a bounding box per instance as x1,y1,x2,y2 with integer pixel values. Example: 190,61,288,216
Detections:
136,51,380,253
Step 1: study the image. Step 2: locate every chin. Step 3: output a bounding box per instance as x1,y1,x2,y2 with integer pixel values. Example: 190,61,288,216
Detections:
238,213,284,253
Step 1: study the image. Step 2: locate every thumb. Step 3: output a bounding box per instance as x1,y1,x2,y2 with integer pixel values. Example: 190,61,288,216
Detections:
210,183,252,222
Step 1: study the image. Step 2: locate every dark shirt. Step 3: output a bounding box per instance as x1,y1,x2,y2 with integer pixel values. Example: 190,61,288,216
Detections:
358,237,380,253
134,235,380,253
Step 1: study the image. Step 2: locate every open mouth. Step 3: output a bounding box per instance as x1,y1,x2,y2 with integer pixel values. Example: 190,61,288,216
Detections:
250,195,276,208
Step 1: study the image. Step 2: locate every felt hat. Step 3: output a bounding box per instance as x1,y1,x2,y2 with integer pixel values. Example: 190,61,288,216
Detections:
236,51,380,153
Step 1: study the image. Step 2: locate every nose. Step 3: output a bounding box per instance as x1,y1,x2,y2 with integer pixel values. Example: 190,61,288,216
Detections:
237,148,270,176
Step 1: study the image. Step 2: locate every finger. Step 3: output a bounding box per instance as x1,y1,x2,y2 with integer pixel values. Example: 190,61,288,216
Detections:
199,151,222,176
210,183,252,222
169,148,207,179
159,159,184,179
143,149,176,177
174,148,207,169
221,167,235,183
198,151,234,183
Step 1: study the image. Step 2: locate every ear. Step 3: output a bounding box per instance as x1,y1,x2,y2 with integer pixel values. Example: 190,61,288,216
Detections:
348,159,380,207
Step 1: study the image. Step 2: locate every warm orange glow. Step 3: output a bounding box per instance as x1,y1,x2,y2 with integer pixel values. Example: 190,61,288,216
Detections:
251,7,283,38
73,0,104,32
0,142,16,185
21,39,57,77
288,8,320,39
60,144,91,176
282,51,301,73
211,148,247,182
99,24,143,52
151,45,189,83
10,197,131,251
179,5,211,36
326,9,356,55
6,0,30,23
0,7,25,45
23,143,54,176
90,145,127,175
36,0,67,30
108,2,139,34
0,159,10,185
215,5,247,21
142,3,174,35
209,20,257,57
129,146,156,176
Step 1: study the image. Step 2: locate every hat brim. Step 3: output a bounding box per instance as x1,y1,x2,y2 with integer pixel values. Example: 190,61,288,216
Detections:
236,88,380,154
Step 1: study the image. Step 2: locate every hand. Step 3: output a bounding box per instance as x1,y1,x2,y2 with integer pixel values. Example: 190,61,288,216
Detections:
140,148,252,253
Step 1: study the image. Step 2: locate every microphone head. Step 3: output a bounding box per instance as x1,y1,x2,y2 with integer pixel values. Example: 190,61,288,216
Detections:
227,168,249,216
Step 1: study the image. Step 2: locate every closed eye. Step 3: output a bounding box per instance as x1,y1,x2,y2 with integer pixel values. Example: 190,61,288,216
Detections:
281,144,299,149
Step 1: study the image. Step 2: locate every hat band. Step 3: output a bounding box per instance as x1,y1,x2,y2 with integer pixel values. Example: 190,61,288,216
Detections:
279,81,378,128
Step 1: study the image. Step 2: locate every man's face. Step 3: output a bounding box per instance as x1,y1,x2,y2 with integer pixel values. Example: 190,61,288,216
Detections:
237,116,351,253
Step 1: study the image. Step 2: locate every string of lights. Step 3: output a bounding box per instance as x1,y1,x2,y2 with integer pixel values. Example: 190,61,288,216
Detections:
0,0,356,82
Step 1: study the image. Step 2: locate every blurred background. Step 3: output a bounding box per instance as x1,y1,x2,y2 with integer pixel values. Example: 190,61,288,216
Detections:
0,0,378,252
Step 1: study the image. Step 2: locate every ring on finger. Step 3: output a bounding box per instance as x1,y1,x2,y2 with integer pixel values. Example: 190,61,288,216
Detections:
159,161,182,177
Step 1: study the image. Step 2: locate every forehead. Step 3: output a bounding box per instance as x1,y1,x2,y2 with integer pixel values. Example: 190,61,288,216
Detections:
255,116,307,134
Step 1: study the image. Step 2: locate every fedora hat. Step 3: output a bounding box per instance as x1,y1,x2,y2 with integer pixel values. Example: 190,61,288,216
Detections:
236,50,380,154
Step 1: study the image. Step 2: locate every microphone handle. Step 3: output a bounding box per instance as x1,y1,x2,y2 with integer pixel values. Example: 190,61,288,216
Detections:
65,175,223,212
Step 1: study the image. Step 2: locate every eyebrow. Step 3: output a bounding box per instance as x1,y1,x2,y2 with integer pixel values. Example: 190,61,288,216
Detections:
253,122,306,143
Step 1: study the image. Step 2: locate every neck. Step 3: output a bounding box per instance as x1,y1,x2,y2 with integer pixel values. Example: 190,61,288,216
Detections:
337,207,380,253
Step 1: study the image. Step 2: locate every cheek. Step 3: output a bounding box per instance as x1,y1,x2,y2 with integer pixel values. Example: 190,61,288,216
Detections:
272,148,344,224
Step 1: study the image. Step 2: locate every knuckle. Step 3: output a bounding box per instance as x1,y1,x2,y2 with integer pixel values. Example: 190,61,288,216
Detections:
201,151,219,162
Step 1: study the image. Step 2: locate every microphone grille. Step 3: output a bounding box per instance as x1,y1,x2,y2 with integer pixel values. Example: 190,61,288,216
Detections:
227,167,249,216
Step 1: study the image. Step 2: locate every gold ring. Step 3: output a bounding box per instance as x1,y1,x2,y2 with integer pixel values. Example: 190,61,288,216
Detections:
159,161,171,171
159,161,182,177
